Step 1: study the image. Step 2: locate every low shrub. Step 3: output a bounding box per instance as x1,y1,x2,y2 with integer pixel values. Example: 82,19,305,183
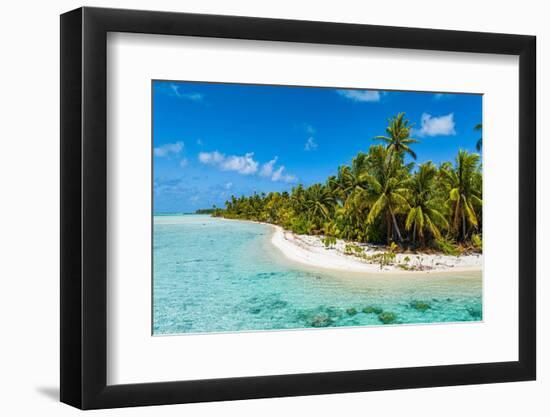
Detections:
289,216,312,235
344,244,353,255
366,251,396,268
472,233,483,251
433,238,460,256
322,235,337,248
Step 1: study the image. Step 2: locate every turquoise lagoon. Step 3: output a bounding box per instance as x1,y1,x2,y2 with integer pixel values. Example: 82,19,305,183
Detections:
153,215,482,335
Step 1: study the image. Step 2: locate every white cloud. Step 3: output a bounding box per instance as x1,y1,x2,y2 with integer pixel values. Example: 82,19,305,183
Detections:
304,124,316,134
198,151,224,164
304,137,318,151
271,166,297,183
416,113,456,137
154,141,184,157
260,157,278,177
198,151,258,175
199,151,296,182
260,157,297,182
196,138,203,146
337,89,381,102
170,84,204,101
271,166,285,181
179,158,188,168
186,93,204,101
225,182,233,190
220,153,258,174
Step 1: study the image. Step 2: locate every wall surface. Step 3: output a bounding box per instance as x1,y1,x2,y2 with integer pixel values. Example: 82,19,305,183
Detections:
0,0,545,415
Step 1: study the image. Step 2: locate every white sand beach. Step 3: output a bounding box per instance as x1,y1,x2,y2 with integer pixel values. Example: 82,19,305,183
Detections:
270,225,482,274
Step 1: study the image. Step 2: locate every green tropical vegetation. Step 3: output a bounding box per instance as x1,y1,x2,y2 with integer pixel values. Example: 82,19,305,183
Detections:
212,113,483,253
474,123,482,151
195,207,217,214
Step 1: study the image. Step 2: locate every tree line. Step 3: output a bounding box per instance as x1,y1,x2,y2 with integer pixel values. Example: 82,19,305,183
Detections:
212,113,482,252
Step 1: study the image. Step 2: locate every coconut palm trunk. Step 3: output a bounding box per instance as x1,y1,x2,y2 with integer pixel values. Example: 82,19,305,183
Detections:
386,212,392,244
390,210,403,243
462,210,467,241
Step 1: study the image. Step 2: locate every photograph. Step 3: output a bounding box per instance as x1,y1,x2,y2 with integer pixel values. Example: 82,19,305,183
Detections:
152,80,483,335
0,0,542,413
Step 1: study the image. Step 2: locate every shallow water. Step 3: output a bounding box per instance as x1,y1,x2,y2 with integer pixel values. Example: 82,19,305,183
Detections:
153,215,482,335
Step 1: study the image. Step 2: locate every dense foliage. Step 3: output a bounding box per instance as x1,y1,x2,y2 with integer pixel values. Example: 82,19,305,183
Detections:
212,113,482,251
195,208,217,214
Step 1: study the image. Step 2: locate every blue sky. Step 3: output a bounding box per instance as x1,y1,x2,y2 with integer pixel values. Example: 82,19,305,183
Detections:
153,80,482,213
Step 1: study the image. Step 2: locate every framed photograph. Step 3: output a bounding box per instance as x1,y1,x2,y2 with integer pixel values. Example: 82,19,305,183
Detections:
60,7,536,409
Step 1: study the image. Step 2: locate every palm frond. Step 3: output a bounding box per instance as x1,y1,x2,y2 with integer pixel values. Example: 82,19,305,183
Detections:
367,195,387,224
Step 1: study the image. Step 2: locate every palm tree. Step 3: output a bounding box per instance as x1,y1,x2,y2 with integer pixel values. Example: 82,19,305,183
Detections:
439,150,482,241
332,152,370,203
405,162,449,247
290,184,307,212
363,145,410,244
215,113,483,253
474,123,482,151
325,174,340,201
304,184,335,228
374,113,419,160
338,187,372,241
263,192,282,223
330,166,351,204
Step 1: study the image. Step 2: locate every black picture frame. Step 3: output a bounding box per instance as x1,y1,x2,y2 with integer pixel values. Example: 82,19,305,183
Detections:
60,6,536,410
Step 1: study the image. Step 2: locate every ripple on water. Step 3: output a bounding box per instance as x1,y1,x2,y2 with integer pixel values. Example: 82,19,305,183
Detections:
153,215,482,334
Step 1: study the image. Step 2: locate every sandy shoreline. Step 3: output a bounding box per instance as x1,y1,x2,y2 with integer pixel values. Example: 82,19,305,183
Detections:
270,225,482,274
218,217,482,274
